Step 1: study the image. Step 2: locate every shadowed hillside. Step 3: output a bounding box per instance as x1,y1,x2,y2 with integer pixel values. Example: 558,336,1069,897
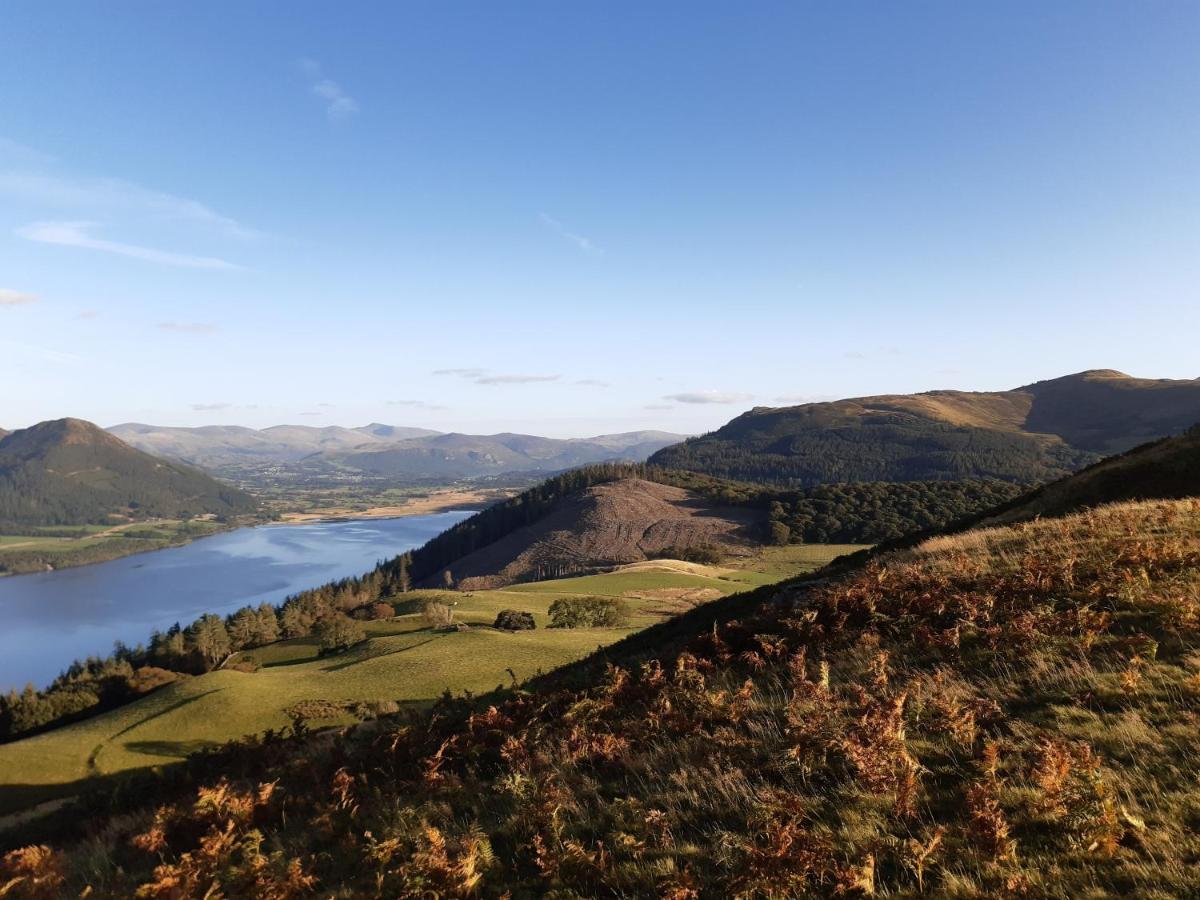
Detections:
651,370,1200,486
974,424,1200,527
0,419,258,527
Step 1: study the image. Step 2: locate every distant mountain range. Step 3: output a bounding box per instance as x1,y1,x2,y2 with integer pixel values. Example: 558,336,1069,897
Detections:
107,423,442,468
108,423,688,481
0,419,259,527
651,370,1200,486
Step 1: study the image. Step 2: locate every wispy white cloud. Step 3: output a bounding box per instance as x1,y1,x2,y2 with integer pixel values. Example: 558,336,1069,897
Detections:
539,213,603,256
576,378,610,387
76,309,100,319
476,374,559,385
158,321,222,335
0,288,38,307
433,367,487,378
387,399,449,410
663,390,752,405
643,403,674,411
0,137,54,166
0,170,260,240
191,402,231,412
435,367,560,385
0,339,83,365
300,59,359,121
18,221,240,270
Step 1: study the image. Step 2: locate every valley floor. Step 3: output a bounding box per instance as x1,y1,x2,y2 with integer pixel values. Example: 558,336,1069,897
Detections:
0,543,861,823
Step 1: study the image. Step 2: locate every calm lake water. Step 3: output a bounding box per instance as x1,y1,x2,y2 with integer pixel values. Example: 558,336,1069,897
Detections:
0,511,472,692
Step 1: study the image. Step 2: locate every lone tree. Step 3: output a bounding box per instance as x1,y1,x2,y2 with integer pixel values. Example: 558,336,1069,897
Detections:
316,614,366,655
188,613,232,670
493,609,536,631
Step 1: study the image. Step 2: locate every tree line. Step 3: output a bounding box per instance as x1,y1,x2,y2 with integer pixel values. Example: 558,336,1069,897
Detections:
0,567,403,741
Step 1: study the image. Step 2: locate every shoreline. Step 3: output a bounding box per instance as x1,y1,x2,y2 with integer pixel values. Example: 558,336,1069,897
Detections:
0,495,492,578
273,488,498,525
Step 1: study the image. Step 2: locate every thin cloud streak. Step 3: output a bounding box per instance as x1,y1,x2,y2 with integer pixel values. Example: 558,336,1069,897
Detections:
387,399,449,410
0,339,83,365
0,170,260,240
663,390,753,405
476,374,559,385
539,213,603,256
433,367,559,385
300,60,359,121
191,402,231,411
158,321,222,335
433,367,486,378
17,221,240,270
0,288,38,307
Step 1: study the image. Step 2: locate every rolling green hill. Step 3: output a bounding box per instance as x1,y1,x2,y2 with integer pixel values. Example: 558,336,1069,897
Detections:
650,369,1200,486
0,419,259,528
0,545,853,818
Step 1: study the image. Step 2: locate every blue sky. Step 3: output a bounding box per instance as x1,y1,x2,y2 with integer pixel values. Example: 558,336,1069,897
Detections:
1,2,1197,437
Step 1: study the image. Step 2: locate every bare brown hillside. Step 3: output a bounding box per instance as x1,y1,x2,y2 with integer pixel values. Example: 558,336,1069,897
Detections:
428,477,762,589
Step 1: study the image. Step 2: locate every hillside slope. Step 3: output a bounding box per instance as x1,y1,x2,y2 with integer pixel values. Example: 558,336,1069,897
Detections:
0,419,258,527
428,477,761,589
974,425,1200,528
10,497,1200,896
651,369,1200,486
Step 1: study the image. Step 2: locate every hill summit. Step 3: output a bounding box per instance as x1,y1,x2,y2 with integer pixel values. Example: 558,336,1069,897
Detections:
651,369,1200,486
0,418,259,527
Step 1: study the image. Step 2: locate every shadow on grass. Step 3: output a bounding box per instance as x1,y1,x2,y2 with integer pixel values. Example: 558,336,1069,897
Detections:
124,739,222,759
319,634,447,672
87,688,225,775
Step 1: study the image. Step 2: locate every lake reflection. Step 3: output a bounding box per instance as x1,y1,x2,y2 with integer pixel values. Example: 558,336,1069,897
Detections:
0,512,470,691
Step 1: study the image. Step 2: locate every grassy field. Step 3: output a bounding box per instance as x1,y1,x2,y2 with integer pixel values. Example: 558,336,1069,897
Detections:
0,544,863,819
0,519,228,575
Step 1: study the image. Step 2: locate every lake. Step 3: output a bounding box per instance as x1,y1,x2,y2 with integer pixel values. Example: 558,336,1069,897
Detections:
0,511,472,692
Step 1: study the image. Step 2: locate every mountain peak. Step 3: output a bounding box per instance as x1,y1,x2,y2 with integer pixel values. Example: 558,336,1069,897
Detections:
0,417,125,456
0,418,259,527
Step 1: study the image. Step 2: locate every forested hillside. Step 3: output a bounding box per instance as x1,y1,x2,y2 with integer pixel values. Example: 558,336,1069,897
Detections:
651,369,1200,486
0,419,258,528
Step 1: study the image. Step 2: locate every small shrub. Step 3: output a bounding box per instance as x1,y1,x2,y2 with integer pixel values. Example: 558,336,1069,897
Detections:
548,596,630,629
494,609,537,631
422,600,456,629
650,545,725,565
367,602,395,620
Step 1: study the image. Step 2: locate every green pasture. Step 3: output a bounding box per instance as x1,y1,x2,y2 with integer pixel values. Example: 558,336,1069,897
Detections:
0,543,863,819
